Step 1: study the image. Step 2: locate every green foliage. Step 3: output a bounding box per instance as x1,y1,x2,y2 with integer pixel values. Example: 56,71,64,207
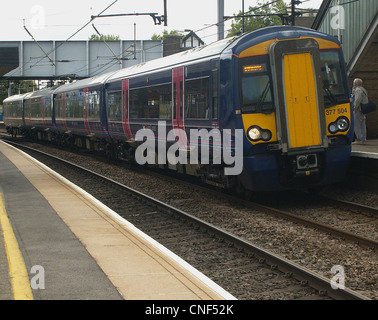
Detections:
89,34,120,41
0,80,36,102
227,0,288,37
0,80,8,104
151,30,182,40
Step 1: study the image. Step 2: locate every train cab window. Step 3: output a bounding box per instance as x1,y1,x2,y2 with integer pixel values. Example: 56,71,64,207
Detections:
320,50,348,107
185,77,210,119
240,62,274,114
107,91,122,121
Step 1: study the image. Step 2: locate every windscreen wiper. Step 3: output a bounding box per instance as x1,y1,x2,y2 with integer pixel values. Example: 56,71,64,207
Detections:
323,88,338,106
323,80,338,106
256,81,270,111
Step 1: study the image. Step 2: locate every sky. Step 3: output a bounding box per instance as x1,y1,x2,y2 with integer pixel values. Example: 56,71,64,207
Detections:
0,0,323,44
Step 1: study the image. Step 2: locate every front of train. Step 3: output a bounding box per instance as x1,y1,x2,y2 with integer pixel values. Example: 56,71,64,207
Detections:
222,26,352,191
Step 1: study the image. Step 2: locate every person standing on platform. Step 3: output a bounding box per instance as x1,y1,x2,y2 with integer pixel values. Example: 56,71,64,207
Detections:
351,78,368,144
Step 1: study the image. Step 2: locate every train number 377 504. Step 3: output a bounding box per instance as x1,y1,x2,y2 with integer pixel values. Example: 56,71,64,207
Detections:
326,108,348,116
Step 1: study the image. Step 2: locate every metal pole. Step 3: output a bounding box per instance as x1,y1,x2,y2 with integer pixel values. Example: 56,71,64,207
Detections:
337,0,341,41
8,81,12,97
134,23,137,60
218,0,225,40
291,0,295,26
242,0,245,33
164,0,167,26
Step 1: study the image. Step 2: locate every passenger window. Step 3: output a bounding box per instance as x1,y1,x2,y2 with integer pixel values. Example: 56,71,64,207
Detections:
130,84,171,119
87,90,101,119
45,98,52,118
54,94,64,119
107,91,122,121
185,77,209,119
66,90,84,119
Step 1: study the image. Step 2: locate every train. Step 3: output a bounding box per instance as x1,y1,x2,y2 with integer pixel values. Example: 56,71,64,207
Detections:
3,26,353,192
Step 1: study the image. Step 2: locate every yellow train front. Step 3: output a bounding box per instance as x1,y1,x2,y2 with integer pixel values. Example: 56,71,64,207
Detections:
225,26,352,191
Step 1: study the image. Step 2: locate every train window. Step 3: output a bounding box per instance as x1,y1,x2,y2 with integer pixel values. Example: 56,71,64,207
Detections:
55,93,64,119
45,98,52,118
153,84,171,119
185,77,210,119
87,90,101,119
66,91,84,119
30,98,42,118
212,70,218,120
6,101,22,118
130,84,171,119
320,50,348,106
241,74,273,113
107,91,122,121
239,59,274,114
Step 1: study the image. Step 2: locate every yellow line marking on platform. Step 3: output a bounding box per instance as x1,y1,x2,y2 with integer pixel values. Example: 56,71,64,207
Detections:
0,191,33,300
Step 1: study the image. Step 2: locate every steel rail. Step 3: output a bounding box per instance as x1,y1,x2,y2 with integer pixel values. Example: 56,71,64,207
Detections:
317,195,378,218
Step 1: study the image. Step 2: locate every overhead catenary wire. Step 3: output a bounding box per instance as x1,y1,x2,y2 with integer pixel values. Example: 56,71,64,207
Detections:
4,0,319,83
23,20,56,67
4,0,119,80
92,23,122,65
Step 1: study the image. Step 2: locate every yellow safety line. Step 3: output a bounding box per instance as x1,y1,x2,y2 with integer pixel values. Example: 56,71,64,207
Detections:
0,191,33,300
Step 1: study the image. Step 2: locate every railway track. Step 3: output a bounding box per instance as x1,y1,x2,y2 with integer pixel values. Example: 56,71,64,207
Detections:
240,195,378,251
3,135,377,251
2,139,372,300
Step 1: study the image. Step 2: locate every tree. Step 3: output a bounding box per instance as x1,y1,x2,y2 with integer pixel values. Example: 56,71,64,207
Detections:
89,34,120,41
227,0,288,37
151,30,182,40
0,80,8,106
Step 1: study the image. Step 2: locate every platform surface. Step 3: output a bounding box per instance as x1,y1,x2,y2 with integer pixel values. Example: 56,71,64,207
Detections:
0,141,234,300
351,139,378,159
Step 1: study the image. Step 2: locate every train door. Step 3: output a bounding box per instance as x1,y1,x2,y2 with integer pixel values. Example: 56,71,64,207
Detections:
172,67,187,148
42,97,47,129
270,38,327,153
83,88,91,135
122,79,133,141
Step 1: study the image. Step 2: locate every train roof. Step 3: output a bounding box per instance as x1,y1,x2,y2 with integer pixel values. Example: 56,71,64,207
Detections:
53,70,118,93
107,36,237,82
104,26,340,83
3,92,31,103
3,26,340,101
24,85,61,99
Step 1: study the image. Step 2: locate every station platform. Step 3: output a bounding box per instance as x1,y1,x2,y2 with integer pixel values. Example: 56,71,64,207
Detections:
0,140,235,300
351,139,378,159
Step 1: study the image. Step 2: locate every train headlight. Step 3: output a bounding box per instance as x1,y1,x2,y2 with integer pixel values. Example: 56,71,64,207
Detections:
247,126,272,142
328,116,350,134
248,127,261,140
337,117,349,131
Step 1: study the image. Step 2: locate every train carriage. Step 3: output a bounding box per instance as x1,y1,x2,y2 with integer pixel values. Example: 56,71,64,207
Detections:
23,87,56,138
3,26,353,192
102,26,352,191
51,71,116,147
227,27,352,191
3,93,31,136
